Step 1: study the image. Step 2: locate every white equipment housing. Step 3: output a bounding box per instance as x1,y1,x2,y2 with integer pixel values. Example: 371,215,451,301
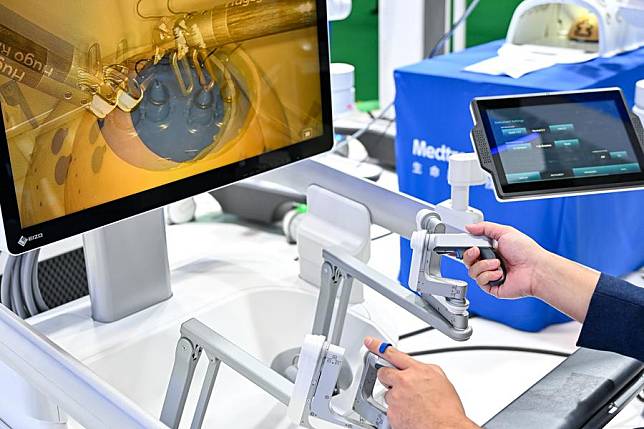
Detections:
504,0,644,62
621,0,644,26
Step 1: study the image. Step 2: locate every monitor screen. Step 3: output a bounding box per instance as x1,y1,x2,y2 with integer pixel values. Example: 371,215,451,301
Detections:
0,0,332,253
472,89,644,200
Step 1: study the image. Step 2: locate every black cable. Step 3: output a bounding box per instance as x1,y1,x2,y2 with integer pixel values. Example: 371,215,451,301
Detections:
399,326,435,340
371,232,394,242
428,0,482,59
365,116,396,157
407,346,571,358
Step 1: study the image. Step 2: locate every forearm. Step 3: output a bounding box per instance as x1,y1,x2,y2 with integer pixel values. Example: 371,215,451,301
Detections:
577,274,644,361
532,251,601,322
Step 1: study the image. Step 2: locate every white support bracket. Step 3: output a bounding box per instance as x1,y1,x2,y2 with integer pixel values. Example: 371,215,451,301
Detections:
297,185,371,304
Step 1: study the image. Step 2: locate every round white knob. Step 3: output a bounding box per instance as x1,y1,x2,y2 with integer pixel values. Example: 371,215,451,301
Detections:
448,153,487,187
635,80,644,109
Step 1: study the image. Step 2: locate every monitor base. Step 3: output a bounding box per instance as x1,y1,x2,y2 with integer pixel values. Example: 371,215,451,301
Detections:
83,209,173,323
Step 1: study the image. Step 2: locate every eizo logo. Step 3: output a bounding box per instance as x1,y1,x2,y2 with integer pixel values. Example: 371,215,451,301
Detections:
18,233,43,247
412,139,460,162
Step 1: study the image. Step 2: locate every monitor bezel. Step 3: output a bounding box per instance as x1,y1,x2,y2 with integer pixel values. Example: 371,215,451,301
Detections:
0,0,334,254
470,88,644,201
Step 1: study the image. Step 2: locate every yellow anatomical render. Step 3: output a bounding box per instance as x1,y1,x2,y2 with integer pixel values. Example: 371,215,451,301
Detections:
1,0,323,227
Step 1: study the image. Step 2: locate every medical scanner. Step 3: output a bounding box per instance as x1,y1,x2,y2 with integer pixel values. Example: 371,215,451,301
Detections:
504,0,644,61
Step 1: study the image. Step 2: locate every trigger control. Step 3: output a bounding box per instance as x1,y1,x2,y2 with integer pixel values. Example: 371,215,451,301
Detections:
478,247,506,287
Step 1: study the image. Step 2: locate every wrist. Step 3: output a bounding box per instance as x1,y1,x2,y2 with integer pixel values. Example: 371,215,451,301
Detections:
435,420,479,429
458,418,481,429
530,250,600,321
530,249,560,300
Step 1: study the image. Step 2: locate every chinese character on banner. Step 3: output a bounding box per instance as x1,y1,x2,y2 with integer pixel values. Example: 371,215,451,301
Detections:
412,161,423,175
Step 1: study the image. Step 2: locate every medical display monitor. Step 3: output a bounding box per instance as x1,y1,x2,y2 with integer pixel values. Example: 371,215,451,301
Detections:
471,88,644,201
0,0,333,253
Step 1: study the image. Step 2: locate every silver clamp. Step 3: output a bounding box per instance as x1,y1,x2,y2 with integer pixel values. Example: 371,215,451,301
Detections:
289,336,396,429
408,211,500,330
353,352,395,429
288,335,372,429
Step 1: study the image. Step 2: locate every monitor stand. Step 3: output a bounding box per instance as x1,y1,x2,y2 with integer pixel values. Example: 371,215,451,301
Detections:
82,208,173,323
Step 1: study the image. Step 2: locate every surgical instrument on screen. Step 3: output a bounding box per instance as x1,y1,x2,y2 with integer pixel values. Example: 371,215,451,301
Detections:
0,0,316,119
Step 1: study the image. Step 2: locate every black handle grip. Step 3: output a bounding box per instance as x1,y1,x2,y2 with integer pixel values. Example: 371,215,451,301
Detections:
478,247,506,287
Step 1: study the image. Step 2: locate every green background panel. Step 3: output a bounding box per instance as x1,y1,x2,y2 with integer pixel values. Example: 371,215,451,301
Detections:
330,1,379,101
330,0,524,103
465,0,524,47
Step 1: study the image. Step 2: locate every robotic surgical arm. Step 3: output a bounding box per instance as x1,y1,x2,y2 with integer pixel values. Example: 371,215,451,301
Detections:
159,156,507,429
264,155,507,428
264,153,506,340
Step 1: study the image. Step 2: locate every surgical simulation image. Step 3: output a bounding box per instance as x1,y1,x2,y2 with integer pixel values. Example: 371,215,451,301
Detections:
0,0,324,227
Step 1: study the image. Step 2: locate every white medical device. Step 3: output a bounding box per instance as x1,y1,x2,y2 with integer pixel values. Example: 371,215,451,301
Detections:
154,154,507,429
503,0,644,63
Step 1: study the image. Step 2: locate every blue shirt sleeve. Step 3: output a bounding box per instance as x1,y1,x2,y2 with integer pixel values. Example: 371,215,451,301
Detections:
576,273,644,361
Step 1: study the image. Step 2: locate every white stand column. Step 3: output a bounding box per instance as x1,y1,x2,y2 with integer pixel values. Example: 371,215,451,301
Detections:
83,208,173,323
297,186,371,304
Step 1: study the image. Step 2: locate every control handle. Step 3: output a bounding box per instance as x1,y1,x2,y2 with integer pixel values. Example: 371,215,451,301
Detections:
478,247,506,287
354,352,396,429
436,242,507,288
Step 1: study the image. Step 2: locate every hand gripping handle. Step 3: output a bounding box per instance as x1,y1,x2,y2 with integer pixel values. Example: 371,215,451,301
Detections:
478,247,506,287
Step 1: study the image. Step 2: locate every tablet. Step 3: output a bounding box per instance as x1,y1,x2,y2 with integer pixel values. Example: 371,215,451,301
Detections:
470,88,644,201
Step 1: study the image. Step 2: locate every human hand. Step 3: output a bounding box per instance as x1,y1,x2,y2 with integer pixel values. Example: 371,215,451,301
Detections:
364,337,479,429
463,222,549,299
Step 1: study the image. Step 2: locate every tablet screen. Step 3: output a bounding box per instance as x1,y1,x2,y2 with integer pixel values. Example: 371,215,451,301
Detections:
474,89,644,199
